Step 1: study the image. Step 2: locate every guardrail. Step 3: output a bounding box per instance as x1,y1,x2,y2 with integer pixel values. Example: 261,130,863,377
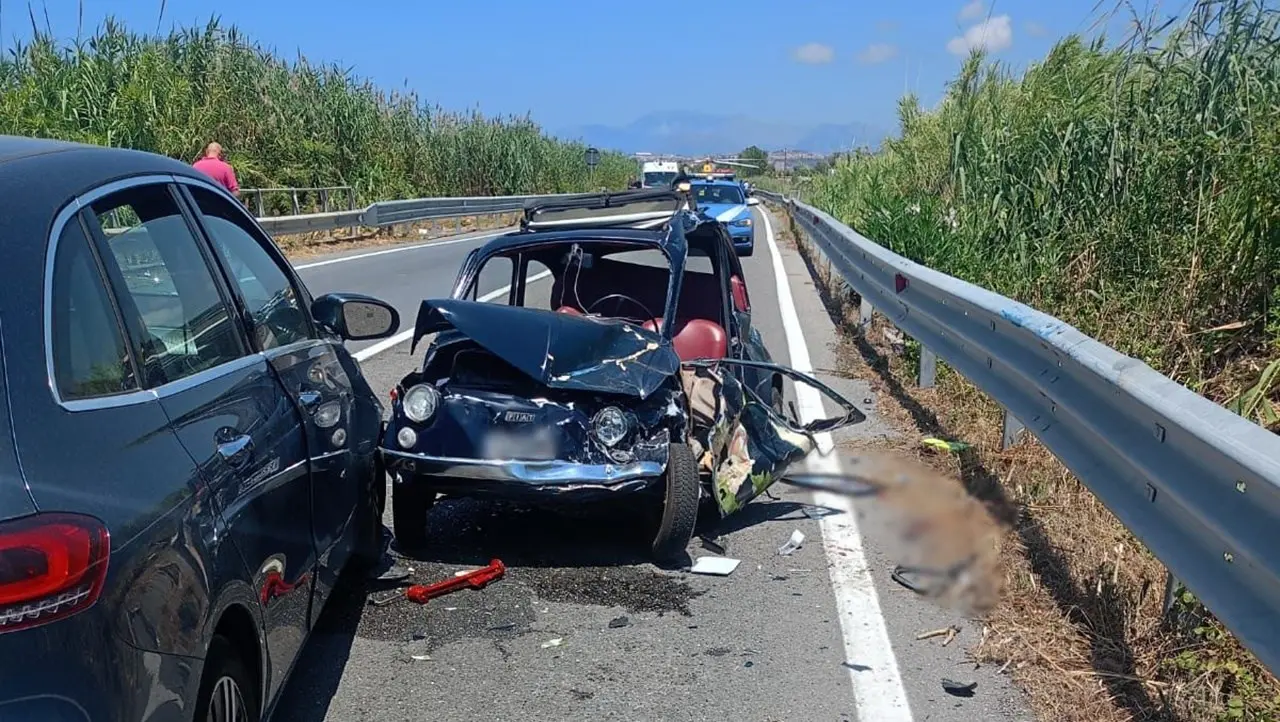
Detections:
754,189,1280,674
254,192,592,236
241,186,357,218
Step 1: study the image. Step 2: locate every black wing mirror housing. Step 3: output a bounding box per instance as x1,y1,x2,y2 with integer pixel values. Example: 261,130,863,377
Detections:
311,293,400,341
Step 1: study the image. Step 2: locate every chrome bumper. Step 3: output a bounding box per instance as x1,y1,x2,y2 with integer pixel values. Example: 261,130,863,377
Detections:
381,449,666,486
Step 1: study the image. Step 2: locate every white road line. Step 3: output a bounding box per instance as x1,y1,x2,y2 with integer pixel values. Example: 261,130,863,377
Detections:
757,208,914,721
351,270,552,362
295,230,509,270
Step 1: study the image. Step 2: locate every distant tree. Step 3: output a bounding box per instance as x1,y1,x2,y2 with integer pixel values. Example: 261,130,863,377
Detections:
737,145,770,177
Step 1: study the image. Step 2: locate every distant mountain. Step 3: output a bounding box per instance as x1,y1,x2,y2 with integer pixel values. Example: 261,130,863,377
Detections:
556,111,890,156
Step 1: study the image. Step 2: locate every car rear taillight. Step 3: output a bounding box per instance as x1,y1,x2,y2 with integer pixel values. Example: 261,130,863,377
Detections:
0,513,110,633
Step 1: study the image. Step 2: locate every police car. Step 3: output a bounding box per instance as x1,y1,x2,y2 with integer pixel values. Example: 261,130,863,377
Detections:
690,177,756,256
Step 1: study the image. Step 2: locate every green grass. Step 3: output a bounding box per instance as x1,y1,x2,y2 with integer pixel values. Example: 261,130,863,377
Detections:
800,0,1279,425
0,16,635,207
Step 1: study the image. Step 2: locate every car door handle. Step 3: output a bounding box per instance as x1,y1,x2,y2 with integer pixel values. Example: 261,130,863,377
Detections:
298,390,323,411
215,431,254,468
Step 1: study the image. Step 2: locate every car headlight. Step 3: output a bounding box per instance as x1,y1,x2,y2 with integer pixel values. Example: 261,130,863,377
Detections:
732,218,752,227
592,406,629,447
401,384,440,423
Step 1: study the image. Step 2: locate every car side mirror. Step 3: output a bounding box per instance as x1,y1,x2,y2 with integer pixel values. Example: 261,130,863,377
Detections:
747,197,760,206
311,293,400,341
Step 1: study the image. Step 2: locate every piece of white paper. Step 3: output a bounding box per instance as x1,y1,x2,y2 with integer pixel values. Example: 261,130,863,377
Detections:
689,556,742,576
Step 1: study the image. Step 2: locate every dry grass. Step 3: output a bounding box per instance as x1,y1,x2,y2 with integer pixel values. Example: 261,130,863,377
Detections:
772,206,1280,722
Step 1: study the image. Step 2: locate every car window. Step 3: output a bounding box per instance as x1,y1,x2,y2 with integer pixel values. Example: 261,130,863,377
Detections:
49,219,139,400
92,184,245,387
186,186,314,351
472,256,514,304
694,184,745,205
520,259,555,310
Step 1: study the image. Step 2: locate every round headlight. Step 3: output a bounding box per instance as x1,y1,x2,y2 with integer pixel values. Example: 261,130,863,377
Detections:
402,384,440,423
592,406,629,447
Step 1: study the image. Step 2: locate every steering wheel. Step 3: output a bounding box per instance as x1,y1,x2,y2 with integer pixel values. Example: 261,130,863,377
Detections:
585,293,661,330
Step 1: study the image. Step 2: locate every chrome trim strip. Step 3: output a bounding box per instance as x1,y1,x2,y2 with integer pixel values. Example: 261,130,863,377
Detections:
380,449,665,484
152,354,265,399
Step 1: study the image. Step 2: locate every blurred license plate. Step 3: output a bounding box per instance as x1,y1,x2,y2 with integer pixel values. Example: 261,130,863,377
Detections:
480,426,559,460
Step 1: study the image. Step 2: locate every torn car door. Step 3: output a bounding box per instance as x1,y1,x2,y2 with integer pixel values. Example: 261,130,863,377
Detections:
680,358,865,515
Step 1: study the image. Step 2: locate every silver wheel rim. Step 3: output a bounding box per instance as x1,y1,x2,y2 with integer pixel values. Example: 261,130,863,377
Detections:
207,676,248,722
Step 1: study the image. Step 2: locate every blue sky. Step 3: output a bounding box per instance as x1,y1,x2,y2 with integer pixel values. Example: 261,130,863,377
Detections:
1,0,1142,135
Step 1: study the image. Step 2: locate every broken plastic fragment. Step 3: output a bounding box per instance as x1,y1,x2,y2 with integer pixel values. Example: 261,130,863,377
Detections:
410,654,431,661
689,556,741,576
921,437,971,452
541,638,564,648
778,529,806,556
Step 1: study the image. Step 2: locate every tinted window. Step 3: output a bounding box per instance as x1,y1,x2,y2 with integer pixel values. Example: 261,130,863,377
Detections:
188,186,313,351
93,184,244,387
49,220,138,400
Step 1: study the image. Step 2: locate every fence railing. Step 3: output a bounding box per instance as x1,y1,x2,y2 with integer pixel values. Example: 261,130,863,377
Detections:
754,188,1280,675
241,186,357,218
253,191,592,236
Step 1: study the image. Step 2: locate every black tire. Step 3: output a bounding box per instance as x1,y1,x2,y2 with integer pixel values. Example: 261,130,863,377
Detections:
194,635,259,722
740,245,754,257
392,478,435,550
651,443,700,561
349,456,387,571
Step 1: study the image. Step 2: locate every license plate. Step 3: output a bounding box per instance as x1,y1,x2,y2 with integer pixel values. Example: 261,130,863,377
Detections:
480,426,559,460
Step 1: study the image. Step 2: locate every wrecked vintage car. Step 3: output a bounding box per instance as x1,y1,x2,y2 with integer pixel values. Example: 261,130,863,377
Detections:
379,189,865,560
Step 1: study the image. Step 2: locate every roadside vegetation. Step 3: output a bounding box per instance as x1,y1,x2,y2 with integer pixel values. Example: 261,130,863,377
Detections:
0,17,634,207
768,0,1279,719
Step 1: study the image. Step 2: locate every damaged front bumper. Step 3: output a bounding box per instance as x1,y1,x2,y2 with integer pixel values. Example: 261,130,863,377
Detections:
378,448,665,489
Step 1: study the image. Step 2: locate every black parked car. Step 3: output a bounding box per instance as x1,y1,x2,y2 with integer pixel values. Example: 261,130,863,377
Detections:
0,136,401,721
382,189,863,560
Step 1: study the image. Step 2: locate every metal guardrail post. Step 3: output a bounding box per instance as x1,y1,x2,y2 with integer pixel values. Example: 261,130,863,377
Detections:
321,189,330,213
918,347,937,388
858,298,873,335
1001,410,1025,450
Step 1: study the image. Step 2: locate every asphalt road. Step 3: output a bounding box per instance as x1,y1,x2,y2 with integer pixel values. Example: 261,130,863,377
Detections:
276,210,1033,722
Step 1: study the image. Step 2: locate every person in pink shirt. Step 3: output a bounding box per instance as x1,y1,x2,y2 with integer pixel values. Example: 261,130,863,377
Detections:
192,142,240,197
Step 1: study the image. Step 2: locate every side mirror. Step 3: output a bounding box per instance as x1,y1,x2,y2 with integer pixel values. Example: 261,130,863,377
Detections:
311,293,400,341
747,197,760,206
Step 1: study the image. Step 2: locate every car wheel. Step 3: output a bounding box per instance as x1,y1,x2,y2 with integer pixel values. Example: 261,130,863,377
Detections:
740,245,754,257
194,636,259,722
392,478,435,550
350,456,387,571
651,443,700,562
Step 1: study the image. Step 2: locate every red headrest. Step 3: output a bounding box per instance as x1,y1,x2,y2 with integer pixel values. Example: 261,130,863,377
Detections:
642,318,727,361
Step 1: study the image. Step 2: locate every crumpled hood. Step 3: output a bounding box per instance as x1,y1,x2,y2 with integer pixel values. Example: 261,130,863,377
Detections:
700,202,750,223
413,299,681,398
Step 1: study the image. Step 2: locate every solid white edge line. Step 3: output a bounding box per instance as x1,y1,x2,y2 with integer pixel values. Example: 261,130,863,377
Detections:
757,207,914,721
294,229,510,270
350,270,553,362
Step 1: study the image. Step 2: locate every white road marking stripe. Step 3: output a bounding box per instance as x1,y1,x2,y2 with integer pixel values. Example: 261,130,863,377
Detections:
351,270,552,362
757,207,914,721
295,230,509,270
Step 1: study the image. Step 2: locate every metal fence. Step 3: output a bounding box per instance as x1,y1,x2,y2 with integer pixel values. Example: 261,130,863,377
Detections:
241,186,357,218
754,189,1280,675
253,191,593,236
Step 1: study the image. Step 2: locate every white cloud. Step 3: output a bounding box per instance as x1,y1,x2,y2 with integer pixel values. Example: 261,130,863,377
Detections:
1025,20,1048,37
946,15,1013,56
857,43,899,65
958,0,985,21
792,42,835,64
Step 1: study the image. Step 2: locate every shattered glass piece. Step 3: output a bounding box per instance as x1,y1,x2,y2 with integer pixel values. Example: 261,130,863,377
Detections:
777,529,805,556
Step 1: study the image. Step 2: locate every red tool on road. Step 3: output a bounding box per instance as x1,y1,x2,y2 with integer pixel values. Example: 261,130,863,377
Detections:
405,559,506,604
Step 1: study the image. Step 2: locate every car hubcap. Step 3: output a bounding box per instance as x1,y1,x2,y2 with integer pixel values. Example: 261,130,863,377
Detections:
208,676,248,722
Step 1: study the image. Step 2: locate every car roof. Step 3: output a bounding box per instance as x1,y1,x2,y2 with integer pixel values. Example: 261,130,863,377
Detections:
692,178,742,187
